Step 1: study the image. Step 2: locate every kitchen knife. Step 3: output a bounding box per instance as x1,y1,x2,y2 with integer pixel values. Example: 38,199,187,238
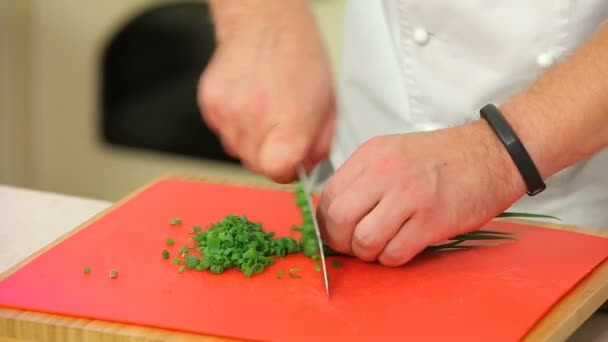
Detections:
296,165,330,297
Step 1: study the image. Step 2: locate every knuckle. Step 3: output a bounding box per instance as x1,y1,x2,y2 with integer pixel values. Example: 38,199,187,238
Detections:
397,178,416,195
373,156,401,177
326,200,347,227
198,81,246,122
197,75,218,110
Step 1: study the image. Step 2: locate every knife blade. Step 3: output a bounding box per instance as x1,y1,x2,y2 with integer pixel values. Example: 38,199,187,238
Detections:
296,164,330,297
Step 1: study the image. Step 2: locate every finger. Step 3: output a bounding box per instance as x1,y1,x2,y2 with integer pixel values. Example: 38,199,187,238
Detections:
321,145,367,205
230,91,273,171
239,121,274,174
223,142,239,159
218,124,243,160
303,115,336,172
317,157,365,246
202,113,221,135
318,176,383,255
241,121,278,174
377,215,435,267
351,191,413,262
196,75,222,134
258,122,311,183
240,158,263,174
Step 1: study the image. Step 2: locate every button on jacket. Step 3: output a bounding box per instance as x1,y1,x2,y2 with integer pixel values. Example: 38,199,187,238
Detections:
330,1,608,228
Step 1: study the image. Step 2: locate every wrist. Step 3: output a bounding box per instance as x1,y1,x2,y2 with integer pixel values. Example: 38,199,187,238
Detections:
479,104,547,196
209,0,310,44
463,118,528,200
498,94,563,180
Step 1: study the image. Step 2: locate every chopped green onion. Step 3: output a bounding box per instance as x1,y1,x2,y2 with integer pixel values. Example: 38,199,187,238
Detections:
166,237,175,246
162,249,170,259
185,254,199,269
166,215,301,277
331,260,343,268
83,267,91,274
170,218,182,226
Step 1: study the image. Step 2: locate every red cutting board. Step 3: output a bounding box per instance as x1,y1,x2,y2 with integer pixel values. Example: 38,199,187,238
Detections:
1,177,608,341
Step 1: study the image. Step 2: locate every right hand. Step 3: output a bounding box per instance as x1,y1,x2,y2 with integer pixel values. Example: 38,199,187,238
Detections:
197,1,336,183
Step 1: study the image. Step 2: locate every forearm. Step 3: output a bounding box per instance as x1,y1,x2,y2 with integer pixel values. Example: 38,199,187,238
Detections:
208,0,313,43
499,23,608,180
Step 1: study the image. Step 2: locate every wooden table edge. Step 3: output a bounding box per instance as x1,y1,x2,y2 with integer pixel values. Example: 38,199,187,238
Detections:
1,173,607,342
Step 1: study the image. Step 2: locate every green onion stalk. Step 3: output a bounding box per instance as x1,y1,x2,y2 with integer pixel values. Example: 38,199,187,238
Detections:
291,183,559,257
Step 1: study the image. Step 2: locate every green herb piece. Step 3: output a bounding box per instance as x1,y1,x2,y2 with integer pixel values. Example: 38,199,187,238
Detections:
185,254,200,269
172,257,182,265
288,267,301,279
83,267,91,274
193,225,201,233
314,263,321,272
330,260,343,268
178,266,185,273
178,246,191,255
293,183,325,263
166,237,175,246
109,269,118,279
277,269,286,279
496,211,560,220
170,218,182,226
162,249,170,259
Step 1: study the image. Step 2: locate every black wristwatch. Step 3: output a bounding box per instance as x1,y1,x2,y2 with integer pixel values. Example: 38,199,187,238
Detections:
479,103,546,196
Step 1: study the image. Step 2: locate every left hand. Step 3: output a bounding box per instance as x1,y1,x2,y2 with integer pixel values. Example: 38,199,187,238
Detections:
316,120,528,266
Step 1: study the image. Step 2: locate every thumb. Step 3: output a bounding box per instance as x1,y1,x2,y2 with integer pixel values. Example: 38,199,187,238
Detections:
258,123,312,183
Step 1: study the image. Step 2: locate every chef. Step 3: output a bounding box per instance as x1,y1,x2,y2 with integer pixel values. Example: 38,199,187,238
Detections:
197,1,608,266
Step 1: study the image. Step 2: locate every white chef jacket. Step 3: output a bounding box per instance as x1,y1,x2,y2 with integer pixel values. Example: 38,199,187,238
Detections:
328,0,608,229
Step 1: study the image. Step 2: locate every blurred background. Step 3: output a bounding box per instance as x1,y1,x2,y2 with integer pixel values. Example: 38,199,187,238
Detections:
0,0,345,201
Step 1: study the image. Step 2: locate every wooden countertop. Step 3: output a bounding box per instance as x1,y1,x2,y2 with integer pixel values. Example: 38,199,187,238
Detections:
1,180,608,342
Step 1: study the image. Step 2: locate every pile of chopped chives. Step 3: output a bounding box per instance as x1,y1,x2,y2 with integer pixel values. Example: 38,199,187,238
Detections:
169,215,300,277
164,183,326,277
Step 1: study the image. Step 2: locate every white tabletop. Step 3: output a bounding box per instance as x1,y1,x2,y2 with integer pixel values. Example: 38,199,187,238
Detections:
0,183,606,341
0,184,111,273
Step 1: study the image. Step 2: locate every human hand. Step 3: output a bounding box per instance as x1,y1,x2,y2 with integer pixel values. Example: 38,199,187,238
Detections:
197,1,335,183
316,120,527,266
